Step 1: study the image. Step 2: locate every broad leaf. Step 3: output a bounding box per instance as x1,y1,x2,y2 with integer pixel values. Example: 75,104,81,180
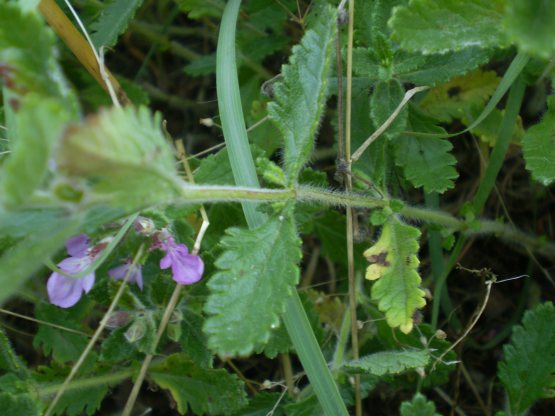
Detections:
523,109,555,186
498,302,555,415
419,69,500,122
50,383,108,416
364,217,426,333
56,106,179,208
370,79,407,140
0,95,70,208
149,353,247,415
395,48,492,86
504,0,555,59
395,108,458,193
267,5,336,184
0,3,74,104
389,0,506,53
344,349,430,376
91,0,144,49
400,393,441,416
204,214,301,356
0,391,40,416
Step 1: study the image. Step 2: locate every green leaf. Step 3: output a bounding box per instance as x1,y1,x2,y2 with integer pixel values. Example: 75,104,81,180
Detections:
32,303,88,363
179,308,212,368
523,109,555,186
395,48,492,86
395,108,458,193
204,214,301,356
0,329,28,378
0,213,81,306
91,0,144,49
0,3,75,104
370,79,407,140
100,326,136,363
177,0,225,19
50,383,108,416
1,94,71,208
504,0,555,59
56,106,179,208
0,392,40,416
267,5,336,184
230,392,288,416
498,302,555,415
389,0,506,53
400,393,442,416
149,353,247,415
419,69,500,122
194,148,235,185
344,349,430,376
364,217,426,333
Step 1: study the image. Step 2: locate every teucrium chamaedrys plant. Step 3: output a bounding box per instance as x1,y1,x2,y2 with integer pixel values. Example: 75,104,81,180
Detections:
1,0,555,414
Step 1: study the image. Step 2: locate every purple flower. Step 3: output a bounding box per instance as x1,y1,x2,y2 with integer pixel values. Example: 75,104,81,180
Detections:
109,262,143,290
47,234,96,308
158,231,204,285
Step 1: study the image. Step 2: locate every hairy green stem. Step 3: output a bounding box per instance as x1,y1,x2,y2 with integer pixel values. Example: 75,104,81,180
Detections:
38,369,133,397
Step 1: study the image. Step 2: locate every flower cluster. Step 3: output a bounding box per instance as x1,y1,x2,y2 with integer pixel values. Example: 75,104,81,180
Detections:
47,224,204,308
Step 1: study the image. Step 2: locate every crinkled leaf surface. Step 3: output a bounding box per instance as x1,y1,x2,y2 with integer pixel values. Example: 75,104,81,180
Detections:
389,0,506,53
498,302,555,415
395,109,457,193
504,0,555,59
523,110,555,186
344,349,430,376
364,218,426,333
267,5,336,184
149,353,247,415
400,393,441,416
204,215,301,356
91,0,144,49
370,79,407,140
1,95,70,208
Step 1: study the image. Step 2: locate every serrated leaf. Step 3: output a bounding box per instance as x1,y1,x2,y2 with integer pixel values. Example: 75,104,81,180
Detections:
504,0,555,59
179,308,212,368
395,48,492,86
498,302,555,415
389,0,506,53
419,69,500,122
267,5,336,184
50,383,108,416
395,110,457,193
523,110,555,186
0,329,28,377
100,326,136,363
0,3,74,103
370,79,407,140
91,0,144,49
0,392,40,416
400,393,441,416
364,218,426,333
32,303,88,363
1,94,71,208
344,349,430,376
204,215,301,356
149,353,247,415
56,106,178,207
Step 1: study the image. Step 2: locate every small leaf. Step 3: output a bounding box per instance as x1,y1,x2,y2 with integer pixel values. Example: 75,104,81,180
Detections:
389,0,506,53
344,349,430,376
176,0,225,19
498,302,555,415
400,393,442,416
0,392,40,416
370,79,407,140
204,214,301,356
91,0,144,49
100,326,136,363
149,353,247,415
179,308,212,368
0,329,28,378
523,110,555,186
364,217,426,333
50,383,108,416
504,0,555,59
419,69,500,122
1,94,71,208
267,5,336,184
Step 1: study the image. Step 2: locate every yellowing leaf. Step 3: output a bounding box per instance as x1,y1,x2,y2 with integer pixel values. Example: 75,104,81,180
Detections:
419,69,500,122
364,218,426,334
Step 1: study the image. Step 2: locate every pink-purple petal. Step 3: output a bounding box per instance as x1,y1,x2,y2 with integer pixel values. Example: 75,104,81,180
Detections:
66,234,90,258
160,253,172,270
81,273,95,293
171,253,204,284
108,264,129,280
47,273,85,308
